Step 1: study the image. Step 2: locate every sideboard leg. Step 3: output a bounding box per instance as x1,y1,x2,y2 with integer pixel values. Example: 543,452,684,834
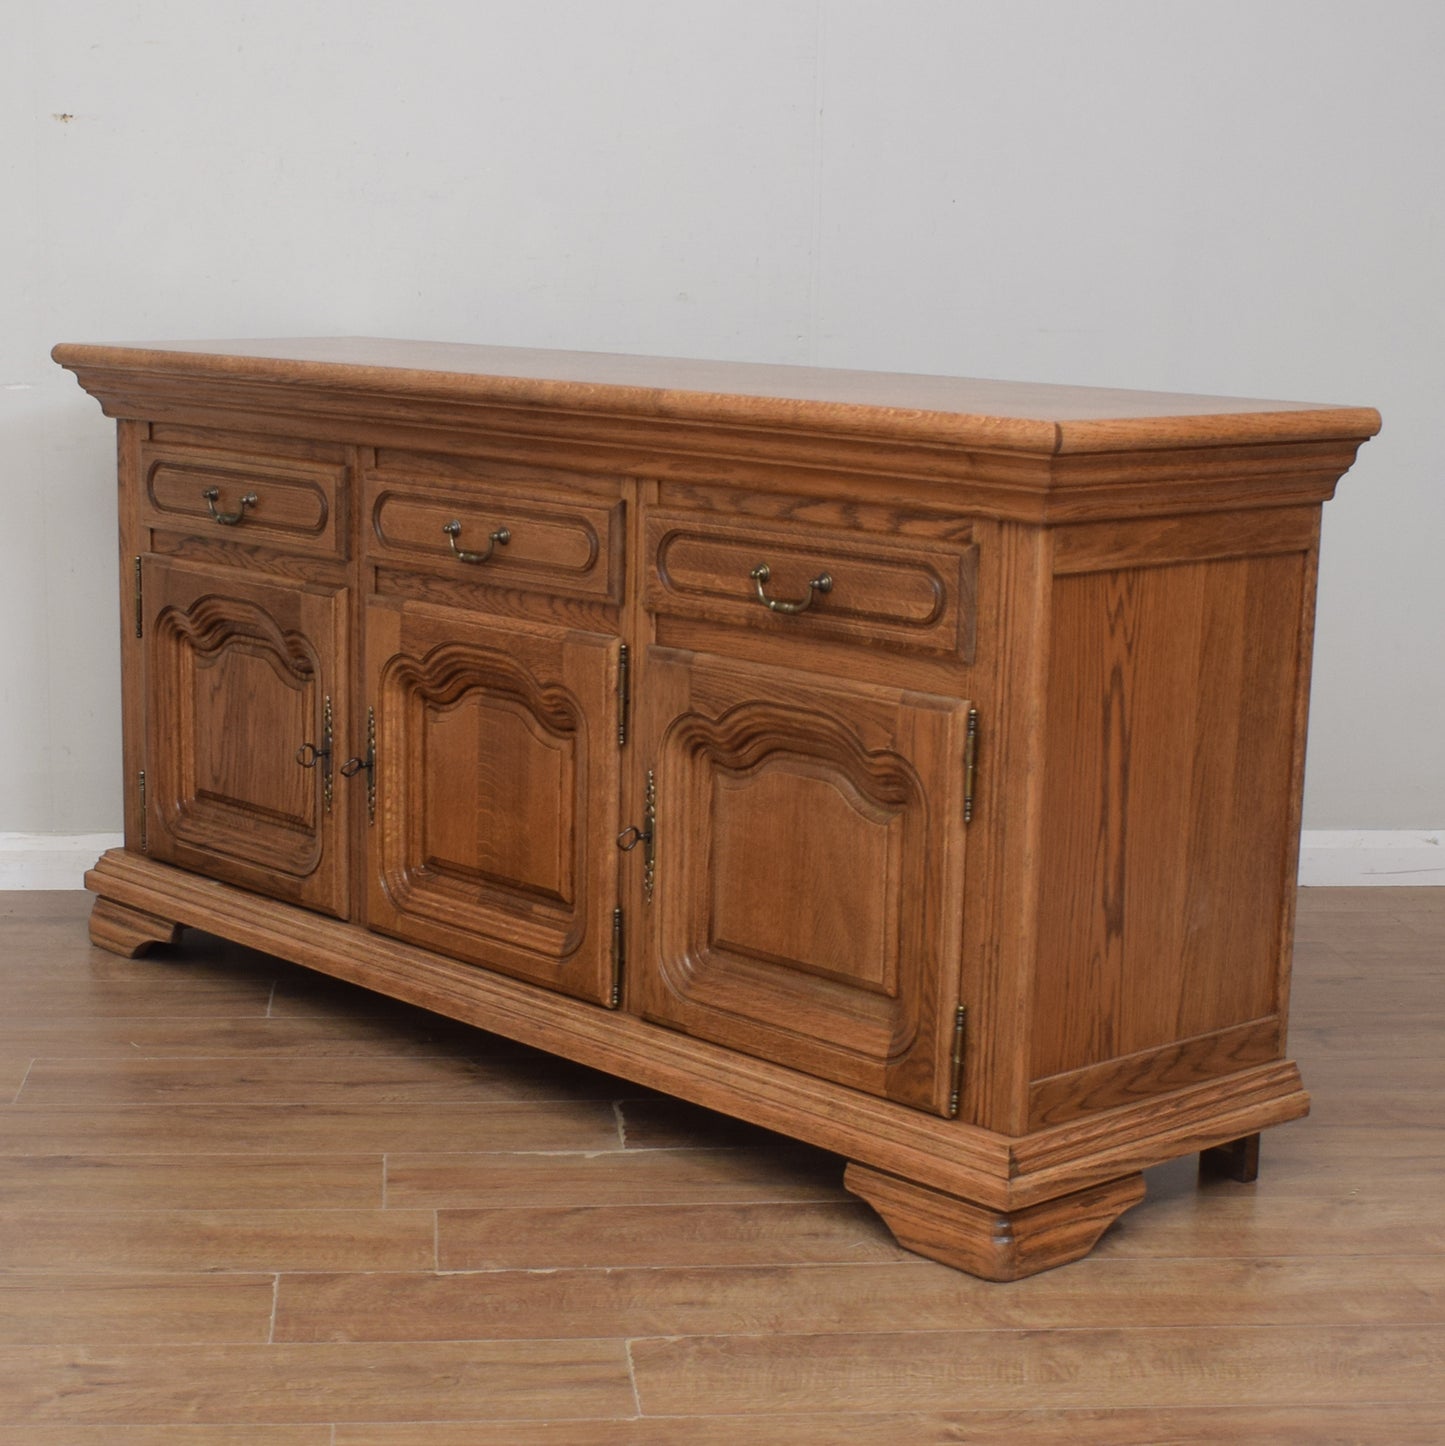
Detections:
843,1163,1146,1282
1199,1131,1262,1183
88,895,182,958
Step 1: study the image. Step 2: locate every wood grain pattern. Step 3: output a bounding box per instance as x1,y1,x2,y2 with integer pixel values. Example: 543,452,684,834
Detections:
367,468,623,602
436,1201,908,1270
388,1144,850,1210
846,1163,1146,1281
57,339,1379,1281
53,341,1378,530
52,336,1381,452
0,1210,437,1273
13,1053,625,1107
86,898,181,958
364,600,620,1003
80,848,1312,1216
140,441,346,560
0,1430,331,1445
0,1275,276,1345
635,646,969,1112
1031,548,1307,1081
328,1410,1445,1446
628,1326,1445,1413
0,1100,622,1157
141,557,350,917
0,1341,635,1425
0,1153,381,1210
1028,1016,1282,1127
645,507,978,659
0,887,1439,1437
277,1252,1445,1343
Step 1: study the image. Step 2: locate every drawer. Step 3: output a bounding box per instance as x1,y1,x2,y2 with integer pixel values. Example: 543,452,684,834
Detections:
365,473,624,602
140,443,345,558
645,511,977,659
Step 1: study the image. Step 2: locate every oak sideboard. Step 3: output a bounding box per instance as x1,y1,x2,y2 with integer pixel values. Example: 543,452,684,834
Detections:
54,337,1379,1279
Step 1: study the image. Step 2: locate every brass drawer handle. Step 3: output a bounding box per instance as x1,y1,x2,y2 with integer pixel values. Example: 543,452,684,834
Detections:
202,487,258,525
749,562,832,615
443,519,510,564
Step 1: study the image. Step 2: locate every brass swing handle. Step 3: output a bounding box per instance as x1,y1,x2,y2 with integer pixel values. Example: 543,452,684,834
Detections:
443,519,510,564
202,487,258,525
749,562,832,615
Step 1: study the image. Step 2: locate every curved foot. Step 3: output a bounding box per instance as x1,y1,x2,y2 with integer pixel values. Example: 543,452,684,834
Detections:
845,1164,1146,1281
89,896,182,958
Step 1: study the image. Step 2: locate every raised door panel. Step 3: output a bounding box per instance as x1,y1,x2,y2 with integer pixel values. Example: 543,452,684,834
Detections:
365,600,620,1004
635,647,971,1113
142,557,349,916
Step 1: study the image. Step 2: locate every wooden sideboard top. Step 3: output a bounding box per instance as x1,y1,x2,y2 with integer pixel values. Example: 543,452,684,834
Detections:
53,336,1379,458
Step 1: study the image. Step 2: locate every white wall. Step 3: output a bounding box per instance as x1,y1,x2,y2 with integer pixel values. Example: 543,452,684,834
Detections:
6,0,1442,839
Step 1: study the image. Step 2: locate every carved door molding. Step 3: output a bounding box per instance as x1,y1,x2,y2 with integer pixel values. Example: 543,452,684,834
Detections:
141,557,349,916
635,647,970,1112
364,599,621,1003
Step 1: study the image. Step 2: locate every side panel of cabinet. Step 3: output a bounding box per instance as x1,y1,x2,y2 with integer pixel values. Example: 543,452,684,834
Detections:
364,599,621,1004
633,647,970,1113
1027,511,1321,1126
141,557,350,917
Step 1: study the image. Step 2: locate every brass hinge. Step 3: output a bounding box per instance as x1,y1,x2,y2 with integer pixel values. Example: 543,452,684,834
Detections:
133,556,143,639
962,708,979,824
609,905,625,1009
322,695,334,812
947,1004,967,1118
137,769,148,853
364,707,376,823
642,768,655,903
616,643,630,747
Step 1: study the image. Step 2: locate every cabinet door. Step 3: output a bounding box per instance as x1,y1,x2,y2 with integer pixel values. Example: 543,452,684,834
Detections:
142,557,349,916
364,599,621,1004
634,647,971,1113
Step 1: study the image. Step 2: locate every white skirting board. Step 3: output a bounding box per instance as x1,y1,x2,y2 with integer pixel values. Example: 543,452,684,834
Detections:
0,830,1441,891
1295,830,1444,887
0,834,125,891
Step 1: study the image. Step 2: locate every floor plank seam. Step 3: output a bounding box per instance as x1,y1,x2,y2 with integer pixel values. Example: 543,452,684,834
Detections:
623,1336,644,1418
6,1061,34,1106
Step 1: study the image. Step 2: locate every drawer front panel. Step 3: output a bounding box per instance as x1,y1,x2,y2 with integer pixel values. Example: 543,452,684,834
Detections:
645,511,976,658
367,473,623,602
141,444,345,558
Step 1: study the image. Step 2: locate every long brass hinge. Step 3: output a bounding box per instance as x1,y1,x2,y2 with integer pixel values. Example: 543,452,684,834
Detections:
364,707,376,824
962,708,979,823
609,905,625,1009
616,644,630,747
133,556,143,638
642,769,655,904
947,1004,967,1118
137,769,148,853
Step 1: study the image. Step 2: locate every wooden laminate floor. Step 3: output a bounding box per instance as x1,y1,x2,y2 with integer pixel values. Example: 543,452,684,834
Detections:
0,887,1441,1443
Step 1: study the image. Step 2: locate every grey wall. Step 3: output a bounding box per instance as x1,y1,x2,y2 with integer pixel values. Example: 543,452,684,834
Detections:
6,0,1440,833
